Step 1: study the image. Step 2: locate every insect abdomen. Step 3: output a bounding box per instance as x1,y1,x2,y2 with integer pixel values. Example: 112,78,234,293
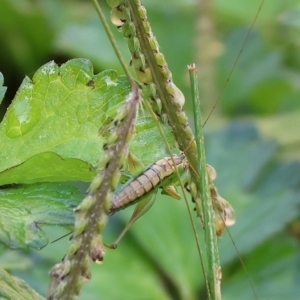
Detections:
108,154,185,214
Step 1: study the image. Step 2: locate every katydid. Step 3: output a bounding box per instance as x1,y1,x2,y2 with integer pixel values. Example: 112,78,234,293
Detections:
107,151,236,248
108,154,187,214
106,153,187,248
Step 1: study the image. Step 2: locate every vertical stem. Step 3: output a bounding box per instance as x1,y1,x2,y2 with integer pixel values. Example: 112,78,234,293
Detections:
189,64,222,300
92,0,134,84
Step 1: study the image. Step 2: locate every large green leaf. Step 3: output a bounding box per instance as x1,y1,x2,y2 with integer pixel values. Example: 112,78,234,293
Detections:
0,59,129,183
0,58,175,185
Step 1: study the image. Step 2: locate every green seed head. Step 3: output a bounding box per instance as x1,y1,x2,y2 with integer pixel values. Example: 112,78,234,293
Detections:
106,0,124,8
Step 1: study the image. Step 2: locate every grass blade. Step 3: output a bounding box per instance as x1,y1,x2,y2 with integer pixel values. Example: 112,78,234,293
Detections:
189,64,221,300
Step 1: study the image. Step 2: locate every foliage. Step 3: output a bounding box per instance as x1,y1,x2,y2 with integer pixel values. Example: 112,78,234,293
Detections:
0,0,299,299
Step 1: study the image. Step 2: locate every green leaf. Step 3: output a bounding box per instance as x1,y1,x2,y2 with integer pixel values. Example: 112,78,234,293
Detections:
0,268,45,300
0,59,175,185
0,183,81,249
223,234,300,300
0,152,95,185
0,72,7,105
130,116,176,165
0,59,128,181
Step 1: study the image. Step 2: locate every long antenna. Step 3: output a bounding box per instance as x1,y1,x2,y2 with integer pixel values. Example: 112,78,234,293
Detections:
203,0,265,127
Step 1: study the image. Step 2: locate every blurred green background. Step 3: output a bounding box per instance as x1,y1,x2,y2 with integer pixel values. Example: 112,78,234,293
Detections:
0,0,300,299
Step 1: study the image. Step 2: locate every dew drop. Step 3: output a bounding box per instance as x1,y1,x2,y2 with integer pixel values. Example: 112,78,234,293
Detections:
40,61,56,75
104,76,118,87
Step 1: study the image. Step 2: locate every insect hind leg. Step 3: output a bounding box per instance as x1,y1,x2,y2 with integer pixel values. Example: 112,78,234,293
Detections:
106,193,156,249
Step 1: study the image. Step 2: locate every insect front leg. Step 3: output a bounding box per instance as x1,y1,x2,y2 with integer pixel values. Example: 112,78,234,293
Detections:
107,192,157,249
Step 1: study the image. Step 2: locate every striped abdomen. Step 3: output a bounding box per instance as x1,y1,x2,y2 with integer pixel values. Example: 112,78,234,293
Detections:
108,154,185,214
